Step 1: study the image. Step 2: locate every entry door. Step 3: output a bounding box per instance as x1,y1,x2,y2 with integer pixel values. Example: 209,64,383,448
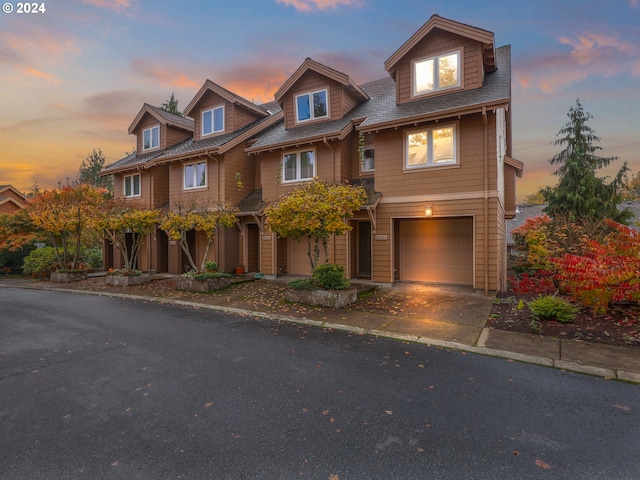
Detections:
357,221,372,277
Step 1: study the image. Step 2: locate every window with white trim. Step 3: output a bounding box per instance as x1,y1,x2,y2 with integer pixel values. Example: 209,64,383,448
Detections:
414,50,460,96
124,173,141,197
142,125,159,151
184,161,207,189
202,106,224,136
282,149,315,182
295,89,328,123
406,125,456,169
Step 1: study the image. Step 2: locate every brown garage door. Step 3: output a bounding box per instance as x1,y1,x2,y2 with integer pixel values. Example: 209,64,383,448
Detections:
399,218,473,285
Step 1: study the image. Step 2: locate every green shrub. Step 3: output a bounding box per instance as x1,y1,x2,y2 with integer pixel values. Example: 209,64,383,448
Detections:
193,272,230,281
22,247,59,278
204,261,218,272
82,247,103,269
312,263,349,290
528,295,578,323
288,278,315,290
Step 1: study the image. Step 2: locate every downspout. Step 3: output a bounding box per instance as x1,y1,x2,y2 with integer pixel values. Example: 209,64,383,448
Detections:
136,165,154,272
482,107,489,296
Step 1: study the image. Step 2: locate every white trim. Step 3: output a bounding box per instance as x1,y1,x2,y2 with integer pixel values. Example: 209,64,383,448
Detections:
404,122,458,170
142,125,160,151
183,160,208,190
282,148,316,183
412,49,461,97
294,88,329,124
202,105,225,137
123,173,141,198
380,190,500,204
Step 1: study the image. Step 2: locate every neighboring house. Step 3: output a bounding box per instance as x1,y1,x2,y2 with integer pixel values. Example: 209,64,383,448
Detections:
0,185,27,214
102,14,523,292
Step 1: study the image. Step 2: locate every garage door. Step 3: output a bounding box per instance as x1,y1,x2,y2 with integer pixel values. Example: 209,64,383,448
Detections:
399,218,473,285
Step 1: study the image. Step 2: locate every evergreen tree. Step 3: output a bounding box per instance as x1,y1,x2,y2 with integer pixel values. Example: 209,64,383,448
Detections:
78,148,114,196
543,99,630,223
161,92,182,116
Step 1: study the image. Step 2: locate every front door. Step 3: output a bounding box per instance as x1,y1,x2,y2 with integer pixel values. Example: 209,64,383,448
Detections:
357,221,372,277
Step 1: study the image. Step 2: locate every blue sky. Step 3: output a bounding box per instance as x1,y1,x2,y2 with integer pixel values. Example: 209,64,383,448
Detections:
1,0,638,201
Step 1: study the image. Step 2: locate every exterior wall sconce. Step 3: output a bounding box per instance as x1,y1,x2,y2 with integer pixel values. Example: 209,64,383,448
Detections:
425,205,433,217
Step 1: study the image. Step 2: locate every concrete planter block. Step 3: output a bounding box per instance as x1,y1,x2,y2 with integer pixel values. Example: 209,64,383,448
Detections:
105,273,152,287
175,276,232,292
50,271,88,283
284,287,357,309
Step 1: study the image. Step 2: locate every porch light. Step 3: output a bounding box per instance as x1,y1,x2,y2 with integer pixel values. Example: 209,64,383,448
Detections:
425,205,433,217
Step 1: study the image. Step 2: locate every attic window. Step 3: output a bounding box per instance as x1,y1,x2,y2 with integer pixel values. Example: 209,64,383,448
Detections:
142,125,159,151
414,50,460,95
295,89,328,123
202,105,224,136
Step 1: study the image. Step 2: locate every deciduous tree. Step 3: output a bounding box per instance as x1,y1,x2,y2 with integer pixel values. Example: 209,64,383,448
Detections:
265,180,367,270
160,201,237,272
98,198,160,271
26,185,107,270
543,99,630,223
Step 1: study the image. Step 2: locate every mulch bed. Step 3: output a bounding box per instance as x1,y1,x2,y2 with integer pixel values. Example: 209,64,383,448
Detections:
487,291,640,349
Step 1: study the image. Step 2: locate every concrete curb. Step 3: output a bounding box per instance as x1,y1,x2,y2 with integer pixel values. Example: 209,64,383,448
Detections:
3,282,639,384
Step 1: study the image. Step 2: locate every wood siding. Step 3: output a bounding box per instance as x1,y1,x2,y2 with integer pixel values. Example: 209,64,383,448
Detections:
191,90,262,141
395,30,484,105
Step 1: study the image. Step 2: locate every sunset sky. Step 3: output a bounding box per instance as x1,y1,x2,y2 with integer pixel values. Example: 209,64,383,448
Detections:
1,0,638,201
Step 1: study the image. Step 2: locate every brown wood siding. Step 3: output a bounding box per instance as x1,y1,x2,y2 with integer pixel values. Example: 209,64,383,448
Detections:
220,144,256,206
134,115,162,153
168,157,217,209
395,30,484,105
282,71,342,129
166,125,192,148
374,113,497,198
192,91,230,141
372,197,501,291
504,164,517,218
233,105,262,132
151,164,170,208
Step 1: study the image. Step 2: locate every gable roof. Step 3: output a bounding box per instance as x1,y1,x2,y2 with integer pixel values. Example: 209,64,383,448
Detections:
0,185,27,211
128,103,194,135
274,57,369,104
384,14,496,78
183,79,270,118
247,45,511,153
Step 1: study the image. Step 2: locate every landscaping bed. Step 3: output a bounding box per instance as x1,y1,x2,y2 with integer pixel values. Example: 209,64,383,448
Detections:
487,291,640,349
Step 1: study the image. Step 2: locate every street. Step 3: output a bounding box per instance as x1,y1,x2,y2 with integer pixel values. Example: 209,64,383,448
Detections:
1,288,639,479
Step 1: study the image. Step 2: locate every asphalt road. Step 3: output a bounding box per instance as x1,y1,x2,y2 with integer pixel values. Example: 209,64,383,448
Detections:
1,288,639,480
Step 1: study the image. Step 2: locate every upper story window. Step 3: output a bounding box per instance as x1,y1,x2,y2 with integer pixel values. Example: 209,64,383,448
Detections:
143,125,160,151
295,89,328,123
202,106,224,136
406,124,457,169
413,50,460,96
124,173,141,197
184,161,207,189
361,148,375,172
283,149,315,183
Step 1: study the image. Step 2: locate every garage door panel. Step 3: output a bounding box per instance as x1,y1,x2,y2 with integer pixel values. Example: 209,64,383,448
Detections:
399,218,473,285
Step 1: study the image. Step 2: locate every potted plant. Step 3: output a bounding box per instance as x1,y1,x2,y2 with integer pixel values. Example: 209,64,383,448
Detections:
104,268,152,287
234,264,245,275
175,270,232,292
284,263,357,309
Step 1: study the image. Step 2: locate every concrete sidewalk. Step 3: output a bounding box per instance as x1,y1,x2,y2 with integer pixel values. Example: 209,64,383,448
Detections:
2,276,639,383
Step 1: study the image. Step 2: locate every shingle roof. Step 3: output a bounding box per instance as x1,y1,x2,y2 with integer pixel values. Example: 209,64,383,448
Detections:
248,45,511,153
101,148,170,174
144,103,195,130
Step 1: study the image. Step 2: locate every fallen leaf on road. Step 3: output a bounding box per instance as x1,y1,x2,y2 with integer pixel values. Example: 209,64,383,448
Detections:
613,404,630,411
535,459,551,469
204,402,213,408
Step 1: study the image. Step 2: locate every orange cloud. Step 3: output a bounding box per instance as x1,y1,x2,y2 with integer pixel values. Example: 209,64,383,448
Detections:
131,59,201,89
516,31,640,94
20,66,59,83
277,0,365,12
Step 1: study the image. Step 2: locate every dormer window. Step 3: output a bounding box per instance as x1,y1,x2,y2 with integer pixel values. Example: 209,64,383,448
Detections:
142,125,159,151
413,50,460,96
295,89,328,123
202,106,224,136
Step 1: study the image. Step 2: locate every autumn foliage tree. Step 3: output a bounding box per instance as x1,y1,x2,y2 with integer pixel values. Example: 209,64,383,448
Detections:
553,220,640,313
26,184,107,270
98,198,160,271
265,180,367,271
160,202,237,272
0,208,44,253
